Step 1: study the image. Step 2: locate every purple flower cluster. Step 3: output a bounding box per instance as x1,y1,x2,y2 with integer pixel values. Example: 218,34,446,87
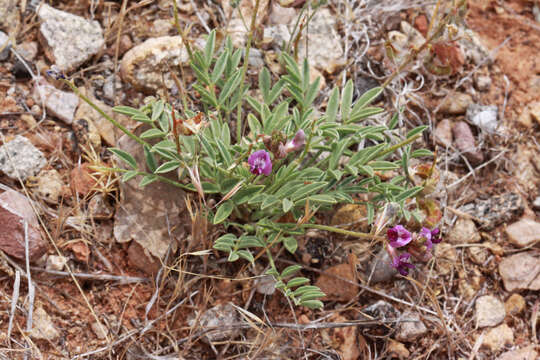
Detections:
278,130,305,158
248,150,273,176
386,225,442,276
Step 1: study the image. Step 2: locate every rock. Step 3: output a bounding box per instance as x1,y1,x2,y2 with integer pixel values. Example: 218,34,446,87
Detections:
150,19,174,37
0,31,10,61
263,24,292,48
505,219,540,248
400,21,425,49
360,300,400,325
475,75,492,91
321,314,360,360
297,9,346,74
16,41,38,61
247,48,264,68
366,248,397,283
458,272,482,300
113,131,187,261
88,193,114,220
0,135,46,180
33,79,79,124
315,263,357,302
497,346,538,360
481,324,514,353
387,339,410,359
27,169,65,204
504,294,525,315
460,29,491,66
434,243,458,275
0,0,20,35
37,4,104,72
533,197,540,210
439,93,473,115
519,102,540,128
255,275,276,295
467,104,498,133
46,255,67,271
452,121,484,165
499,252,540,292
331,204,368,231
434,119,453,148
222,0,270,47
188,303,241,343
91,322,108,340
447,218,481,244
475,295,505,328
395,311,427,342
29,307,60,341
467,244,490,265
269,2,297,25
70,163,97,196
459,192,524,230
11,58,33,80
73,117,101,150
528,101,540,125
120,36,191,92
0,190,46,261
127,241,161,275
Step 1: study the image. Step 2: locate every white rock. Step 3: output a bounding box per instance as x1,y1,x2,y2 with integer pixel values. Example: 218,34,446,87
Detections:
222,0,270,47
505,218,540,248
0,31,10,61
447,218,481,244
46,255,67,271
475,75,492,91
255,275,276,295
475,295,505,328
499,252,540,292
482,324,514,352
37,4,104,72
395,311,427,342
28,169,65,204
467,104,498,133
33,79,79,124
29,307,60,341
0,136,46,180
188,303,240,343
497,346,538,360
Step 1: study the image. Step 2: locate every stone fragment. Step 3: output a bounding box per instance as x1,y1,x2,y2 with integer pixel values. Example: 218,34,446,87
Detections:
497,346,537,360
460,29,491,66
315,263,357,302
150,19,174,37
434,243,458,275
46,255,67,271
254,275,276,295
113,131,187,260
366,248,398,283
452,121,484,165
37,4,104,72
91,322,108,340
222,0,270,47
88,193,114,220
533,197,540,210
0,31,10,61
360,301,401,331
387,339,410,359
504,294,525,315
499,252,540,291
29,307,60,341
0,190,46,261
33,79,79,124
505,218,540,248
0,136,46,180
439,93,473,115
269,2,297,25
188,303,240,343
120,36,190,92
481,324,514,353
467,244,490,265
27,169,65,204
434,119,453,148
16,41,38,61
475,75,492,91
70,163,97,196
127,241,161,275
0,0,20,35
297,9,345,74
395,311,427,342
528,101,540,125
447,218,481,244
475,295,505,328
321,314,360,360
467,104,498,133
459,193,524,230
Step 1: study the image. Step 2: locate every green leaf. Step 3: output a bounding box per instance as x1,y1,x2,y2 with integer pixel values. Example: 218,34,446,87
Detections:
407,125,428,138
367,203,374,224
140,128,166,139
326,87,339,122
238,235,264,248
247,113,262,135
237,250,254,263
218,70,242,106
305,76,320,106
287,277,309,288
293,285,320,297
290,182,327,201
143,145,157,172
151,100,164,123
204,30,216,67
283,236,298,254
228,251,240,262
213,200,234,224
261,195,280,210
281,265,302,278
388,112,399,129
282,198,294,212
109,148,137,169
395,186,424,202
215,139,233,166
341,80,354,122
139,174,157,187
369,161,400,171
259,67,271,103
308,194,337,205
349,107,385,123
201,182,220,193
352,86,383,112
231,185,264,204
112,106,144,117
300,300,324,309
122,170,138,182
154,160,181,174
158,111,170,133
411,149,434,158
211,50,228,83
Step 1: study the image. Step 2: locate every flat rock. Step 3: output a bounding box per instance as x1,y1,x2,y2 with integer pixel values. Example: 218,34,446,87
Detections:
447,218,481,244
395,311,427,342
0,189,46,261
315,263,357,302
497,346,538,360
0,135,46,180
120,36,190,92
499,252,540,292
297,9,346,74
481,324,514,353
533,196,540,210
439,93,473,115
269,2,297,25
434,243,458,275
475,295,505,328
360,300,401,330
37,4,104,72
127,241,161,276
434,119,453,148
505,218,540,248
33,79,79,124
222,0,270,47
0,0,20,35
504,294,525,315
366,248,398,283
459,192,524,230
113,131,188,260
27,169,66,204
188,303,240,343
452,121,484,165
0,31,10,61
467,104,498,133
29,307,60,341
46,255,67,271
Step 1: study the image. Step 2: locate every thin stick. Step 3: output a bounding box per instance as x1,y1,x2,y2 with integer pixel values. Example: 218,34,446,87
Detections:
29,267,149,284
7,270,20,343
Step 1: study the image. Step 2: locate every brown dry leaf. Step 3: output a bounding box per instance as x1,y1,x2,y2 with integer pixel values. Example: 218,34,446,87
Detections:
432,42,465,74
67,240,90,262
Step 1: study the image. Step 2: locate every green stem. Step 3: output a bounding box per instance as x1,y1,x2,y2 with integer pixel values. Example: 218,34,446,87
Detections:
376,133,421,159
300,223,385,241
97,166,194,191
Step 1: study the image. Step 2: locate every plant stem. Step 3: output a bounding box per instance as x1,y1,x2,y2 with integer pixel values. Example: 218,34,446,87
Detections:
95,166,194,191
376,133,421,159
301,223,385,241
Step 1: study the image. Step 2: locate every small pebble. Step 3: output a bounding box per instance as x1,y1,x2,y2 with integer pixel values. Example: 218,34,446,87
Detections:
475,295,505,328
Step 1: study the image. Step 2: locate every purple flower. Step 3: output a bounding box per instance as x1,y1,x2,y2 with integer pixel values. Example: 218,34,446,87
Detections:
277,130,306,158
387,225,412,248
391,252,415,276
419,227,442,250
248,150,272,176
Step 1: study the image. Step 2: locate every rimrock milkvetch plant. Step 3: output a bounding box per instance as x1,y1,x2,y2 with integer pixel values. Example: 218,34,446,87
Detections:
59,28,441,309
